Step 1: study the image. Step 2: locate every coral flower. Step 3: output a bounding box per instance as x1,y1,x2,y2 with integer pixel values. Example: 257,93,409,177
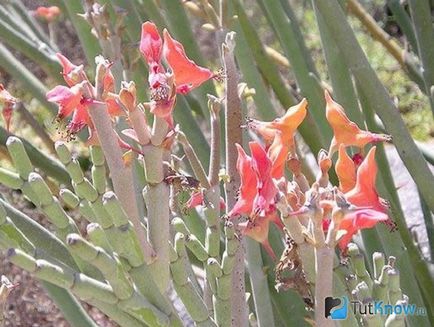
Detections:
139,22,214,125
163,30,214,94
229,144,257,217
337,208,389,251
0,84,17,131
345,147,388,213
250,142,278,216
46,82,93,137
34,6,61,22
324,90,391,154
267,131,290,179
336,144,357,193
247,98,307,147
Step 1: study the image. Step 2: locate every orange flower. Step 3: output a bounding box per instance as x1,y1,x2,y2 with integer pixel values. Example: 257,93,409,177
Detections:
247,99,307,149
336,144,357,193
346,147,388,213
267,131,289,179
325,90,391,154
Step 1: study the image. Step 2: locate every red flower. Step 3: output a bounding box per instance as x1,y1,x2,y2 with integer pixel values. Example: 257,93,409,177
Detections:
250,142,278,216
337,208,389,251
140,22,163,70
34,6,60,22
229,144,257,217
47,82,93,137
267,131,289,179
325,90,391,154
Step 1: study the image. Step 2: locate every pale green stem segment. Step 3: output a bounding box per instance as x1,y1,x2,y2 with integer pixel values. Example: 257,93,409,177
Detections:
66,234,170,326
213,221,238,327
170,234,217,326
90,146,107,195
142,117,170,292
245,238,275,327
0,130,69,184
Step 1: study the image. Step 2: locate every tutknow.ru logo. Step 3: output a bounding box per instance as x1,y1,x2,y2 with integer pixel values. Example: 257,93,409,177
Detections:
325,296,426,320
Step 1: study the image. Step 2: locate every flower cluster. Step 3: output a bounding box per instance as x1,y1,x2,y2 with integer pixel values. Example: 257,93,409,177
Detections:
46,21,216,146
139,21,216,127
234,91,394,255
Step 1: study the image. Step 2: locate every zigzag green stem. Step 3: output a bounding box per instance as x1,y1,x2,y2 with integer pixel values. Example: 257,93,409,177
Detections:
102,194,181,325
170,234,217,326
348,243,374,290
213,221,238,327
7,248,116,302
88,102,154,264
90,146,107,195
172,217,208,262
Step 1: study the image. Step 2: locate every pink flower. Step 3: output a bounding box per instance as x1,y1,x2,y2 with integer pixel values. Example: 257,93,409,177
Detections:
337,208,389,251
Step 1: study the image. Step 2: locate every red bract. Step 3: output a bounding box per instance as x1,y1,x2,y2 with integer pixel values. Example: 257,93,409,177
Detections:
267,131,289,179
46,82,92,137
163,30,214,94
247,99,307,147
337,208,389,251
46,83,85,120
